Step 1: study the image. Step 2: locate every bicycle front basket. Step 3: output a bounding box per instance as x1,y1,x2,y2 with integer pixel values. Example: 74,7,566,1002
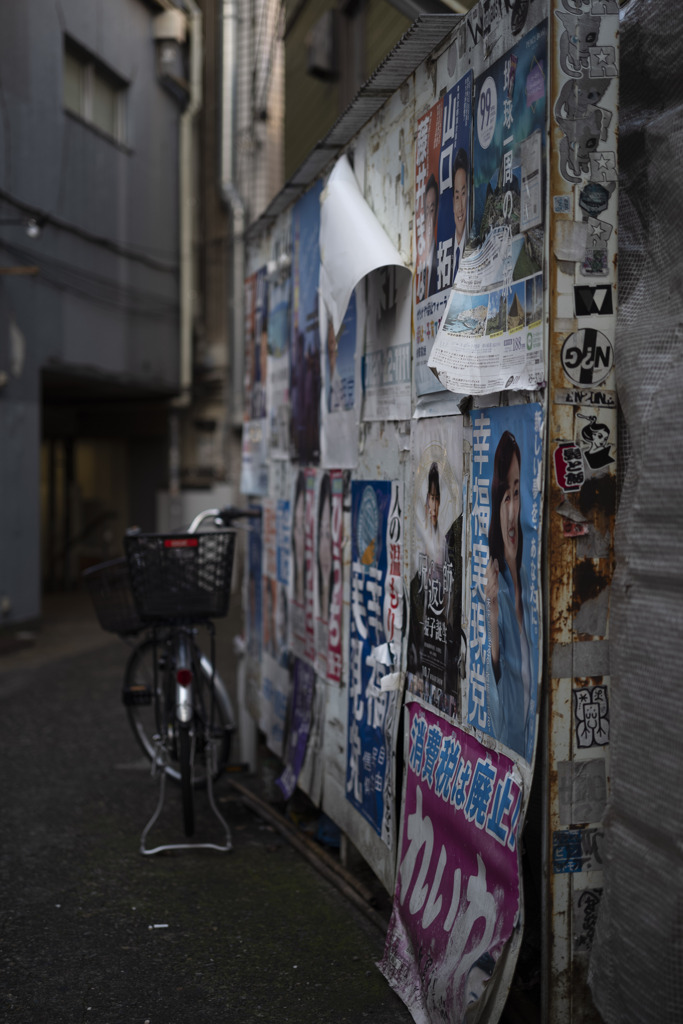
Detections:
82,557,145,635
124,530,236,622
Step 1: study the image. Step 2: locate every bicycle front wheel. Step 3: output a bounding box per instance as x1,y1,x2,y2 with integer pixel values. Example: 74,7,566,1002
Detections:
125,637,235,787
178,723,195,836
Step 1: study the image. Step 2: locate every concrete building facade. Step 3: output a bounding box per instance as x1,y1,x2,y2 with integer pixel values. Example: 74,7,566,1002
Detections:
0,0,191,621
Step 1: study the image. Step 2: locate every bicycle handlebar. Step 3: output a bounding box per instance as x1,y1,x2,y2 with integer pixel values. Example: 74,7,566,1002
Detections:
124,506,261,537
187,505,261,533
218,506,262,524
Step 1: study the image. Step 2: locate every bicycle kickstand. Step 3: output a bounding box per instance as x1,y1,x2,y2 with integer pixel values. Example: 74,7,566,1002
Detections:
204,737,233,853
139,735,232,856
139,736,172,855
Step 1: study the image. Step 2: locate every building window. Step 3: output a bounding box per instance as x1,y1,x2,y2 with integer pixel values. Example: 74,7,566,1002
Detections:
63,38,127,144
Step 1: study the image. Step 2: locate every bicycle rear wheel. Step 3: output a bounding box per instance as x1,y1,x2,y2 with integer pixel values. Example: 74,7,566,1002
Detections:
125,637,235,786
178,723,195,836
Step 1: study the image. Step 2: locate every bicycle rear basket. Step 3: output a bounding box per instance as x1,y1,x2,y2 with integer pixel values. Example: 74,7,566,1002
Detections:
124,530,236,622
83,557,145,635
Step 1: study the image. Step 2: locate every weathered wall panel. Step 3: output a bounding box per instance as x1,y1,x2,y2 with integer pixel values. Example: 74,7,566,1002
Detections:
243,3,622,1020
546,2,619,1020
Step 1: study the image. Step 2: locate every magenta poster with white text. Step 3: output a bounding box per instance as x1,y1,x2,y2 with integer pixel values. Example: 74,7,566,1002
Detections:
379,702,522,1024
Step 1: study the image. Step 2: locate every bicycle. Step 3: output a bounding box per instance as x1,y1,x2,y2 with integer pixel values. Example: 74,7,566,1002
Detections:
84,505,259,854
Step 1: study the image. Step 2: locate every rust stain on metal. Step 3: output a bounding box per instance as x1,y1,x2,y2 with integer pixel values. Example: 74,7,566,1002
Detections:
549,764,559,816
550,592,572,640
577,475,617,575
577,474,617,519
571,559,610,613
547,9,588,1021
573,676,605,689
547,357,577,647
550,332,570,394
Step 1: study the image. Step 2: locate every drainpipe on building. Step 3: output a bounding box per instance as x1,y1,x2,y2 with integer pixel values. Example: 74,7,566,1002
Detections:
178,0,202,411
163,1,202,525
220,0,247,429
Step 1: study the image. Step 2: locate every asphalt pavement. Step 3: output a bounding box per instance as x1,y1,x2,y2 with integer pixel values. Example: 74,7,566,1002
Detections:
0,593,413,1024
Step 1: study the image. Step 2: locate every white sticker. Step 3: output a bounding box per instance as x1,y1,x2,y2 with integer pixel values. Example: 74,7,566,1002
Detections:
476,76,497,151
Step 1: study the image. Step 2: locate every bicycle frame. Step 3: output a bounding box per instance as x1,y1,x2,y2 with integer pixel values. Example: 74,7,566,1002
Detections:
140,623,233,855
122,504,258,855
174,629,194,725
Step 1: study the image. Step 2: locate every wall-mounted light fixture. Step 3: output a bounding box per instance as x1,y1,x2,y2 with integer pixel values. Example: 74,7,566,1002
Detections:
0,216,46,239
25,218,44,239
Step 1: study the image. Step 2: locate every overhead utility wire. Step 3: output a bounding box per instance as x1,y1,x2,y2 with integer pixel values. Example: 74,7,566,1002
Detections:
0,239,178,319
0,186,178,273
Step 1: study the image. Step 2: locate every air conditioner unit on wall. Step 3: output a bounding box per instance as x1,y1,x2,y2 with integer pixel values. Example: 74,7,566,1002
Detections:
153,9,190,105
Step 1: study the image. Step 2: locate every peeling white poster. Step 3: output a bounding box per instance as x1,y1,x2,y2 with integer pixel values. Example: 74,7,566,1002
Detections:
320,289,362,468
363,266,412,422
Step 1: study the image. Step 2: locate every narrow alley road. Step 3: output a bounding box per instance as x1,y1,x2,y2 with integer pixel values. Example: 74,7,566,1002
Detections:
0,598,412,1024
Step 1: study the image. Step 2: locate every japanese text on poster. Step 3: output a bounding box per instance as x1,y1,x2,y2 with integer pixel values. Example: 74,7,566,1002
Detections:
407,417,464,719
429,23,547,395
414,73,472,397
346,480,403,845
468,404,543,763
379,703,522,1024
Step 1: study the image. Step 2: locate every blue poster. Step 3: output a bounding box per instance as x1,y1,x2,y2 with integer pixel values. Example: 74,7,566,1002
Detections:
414,72,472,397
467,404,543,763
290,181,323,464
346,480,403,844
472,21,547,244
429,24,547,395
277,656,315,800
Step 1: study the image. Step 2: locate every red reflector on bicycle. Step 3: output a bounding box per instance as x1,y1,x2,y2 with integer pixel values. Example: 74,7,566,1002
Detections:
176,668,193,686
164,538,199,548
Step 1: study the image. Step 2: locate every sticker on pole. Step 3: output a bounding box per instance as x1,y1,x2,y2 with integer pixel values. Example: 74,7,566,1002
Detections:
554,442,585,494
560,329,614,387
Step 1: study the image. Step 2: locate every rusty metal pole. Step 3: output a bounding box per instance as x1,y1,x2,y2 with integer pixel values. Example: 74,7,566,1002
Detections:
544,3,620,1021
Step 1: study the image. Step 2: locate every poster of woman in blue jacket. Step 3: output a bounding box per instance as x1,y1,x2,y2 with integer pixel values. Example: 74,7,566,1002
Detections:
469,404,543,763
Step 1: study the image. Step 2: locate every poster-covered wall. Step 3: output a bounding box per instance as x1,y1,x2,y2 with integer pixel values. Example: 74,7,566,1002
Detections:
239,3,561,1022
